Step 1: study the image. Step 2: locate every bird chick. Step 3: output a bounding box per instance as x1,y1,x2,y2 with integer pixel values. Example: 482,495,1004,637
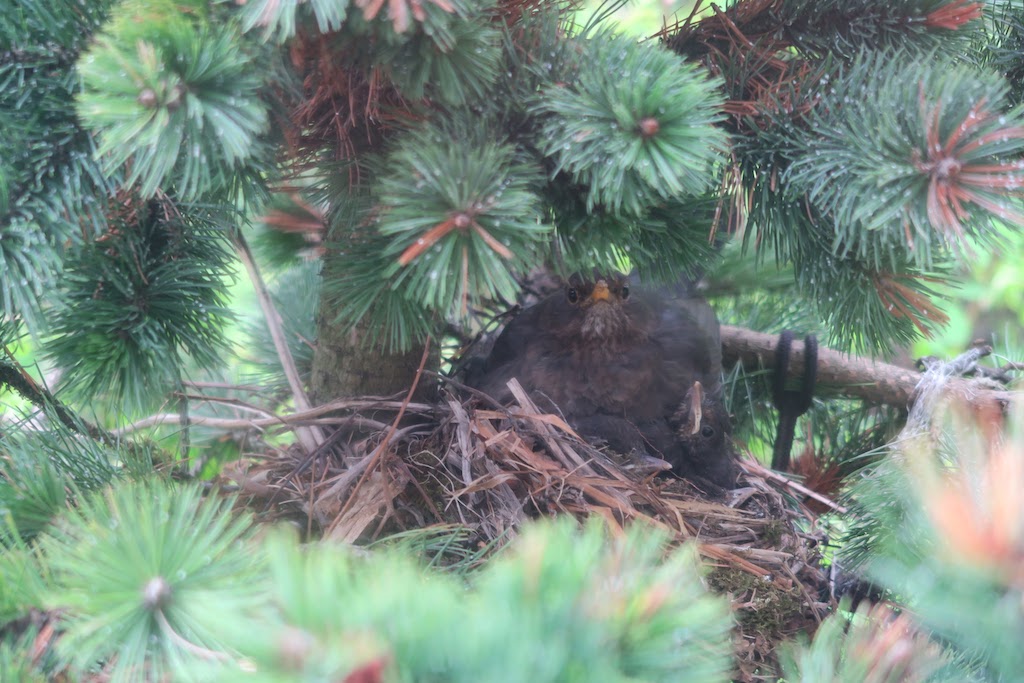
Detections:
619,451,674,479
674,381,739,489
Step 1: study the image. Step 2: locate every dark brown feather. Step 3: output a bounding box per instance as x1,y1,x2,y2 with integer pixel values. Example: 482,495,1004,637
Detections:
469,274,736,487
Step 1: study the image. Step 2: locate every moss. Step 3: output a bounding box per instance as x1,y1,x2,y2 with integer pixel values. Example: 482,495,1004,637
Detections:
707,567,806,639
760,519,787,546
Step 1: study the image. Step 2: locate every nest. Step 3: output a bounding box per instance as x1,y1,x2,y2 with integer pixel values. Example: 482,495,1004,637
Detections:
233,379,835,680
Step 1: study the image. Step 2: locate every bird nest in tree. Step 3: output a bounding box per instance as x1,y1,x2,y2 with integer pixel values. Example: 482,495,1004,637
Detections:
234,380,835,680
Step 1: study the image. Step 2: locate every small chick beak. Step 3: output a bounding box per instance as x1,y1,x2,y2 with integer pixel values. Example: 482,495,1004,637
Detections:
688,381,704,435
589,279,611,302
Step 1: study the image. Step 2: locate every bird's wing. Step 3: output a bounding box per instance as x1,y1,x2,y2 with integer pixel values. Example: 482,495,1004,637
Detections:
655,293,723,393
479,299,549,371
468,297,564,402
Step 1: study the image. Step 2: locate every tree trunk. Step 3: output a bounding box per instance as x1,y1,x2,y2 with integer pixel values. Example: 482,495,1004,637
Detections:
310,308,437,405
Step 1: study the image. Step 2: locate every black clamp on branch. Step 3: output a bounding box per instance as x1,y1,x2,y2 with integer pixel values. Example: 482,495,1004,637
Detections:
771,331,818,472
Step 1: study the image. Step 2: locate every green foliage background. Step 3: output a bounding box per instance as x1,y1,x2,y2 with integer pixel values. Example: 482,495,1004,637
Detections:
2,0,1024,681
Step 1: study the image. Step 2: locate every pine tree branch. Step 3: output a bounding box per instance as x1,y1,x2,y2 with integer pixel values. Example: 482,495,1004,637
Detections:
740,459,847,514
232,231,324,452
0,355,116,446
110,398,436,437
721,325,1017,409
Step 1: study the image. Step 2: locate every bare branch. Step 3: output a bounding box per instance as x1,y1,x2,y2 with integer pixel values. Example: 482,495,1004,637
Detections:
721,325,1018,409
232,230,324,452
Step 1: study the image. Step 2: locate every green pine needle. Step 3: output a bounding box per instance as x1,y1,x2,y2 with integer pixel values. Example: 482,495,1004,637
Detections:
986,5,1024,106
41,479,262,682
77,6,269,199
0,0,115,49
239,0,350,43
473,519,733,682
841,425,1024,680
769,0,981,57
190,519,732,682
1,1,116,328
0,519,49,625
839,455,924,576
739,152,956,354
550,194,721,281
0,224,61,330
321,256,437,353
379,6,502,106
254,531,460,679
802,255,951,355
779,602,960,683
0,425,121,543
365,523,498,572
785,50,1024,270
47,201,234,411
0,637,49,683
242,262,318,395
537,32,729,217
374,122,550,319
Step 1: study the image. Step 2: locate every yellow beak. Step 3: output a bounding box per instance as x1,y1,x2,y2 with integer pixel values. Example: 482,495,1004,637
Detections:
589,279,611,302
688,381,704,435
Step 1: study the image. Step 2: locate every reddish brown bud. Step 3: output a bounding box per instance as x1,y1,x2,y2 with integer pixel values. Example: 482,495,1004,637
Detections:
638,117,660,138
137,88,158,108
453,212,471,229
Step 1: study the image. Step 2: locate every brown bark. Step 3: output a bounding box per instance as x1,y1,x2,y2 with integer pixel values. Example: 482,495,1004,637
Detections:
310,313,438,404
310,206,443,404
720,325,1016,410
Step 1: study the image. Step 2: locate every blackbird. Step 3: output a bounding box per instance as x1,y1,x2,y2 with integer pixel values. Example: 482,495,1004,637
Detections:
468,272,737,488
674,381,738,490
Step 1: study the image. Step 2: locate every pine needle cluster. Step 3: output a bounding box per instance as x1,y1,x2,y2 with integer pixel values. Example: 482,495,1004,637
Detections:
672,0,1024,352
3,472,734,682
46,196,234,409
6,0,1023,408
3,1,1024,680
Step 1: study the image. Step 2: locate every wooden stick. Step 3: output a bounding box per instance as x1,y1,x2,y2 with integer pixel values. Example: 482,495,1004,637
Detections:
111,397,434,436
720,325,1018,409
233,230,324,452
741,459,848,514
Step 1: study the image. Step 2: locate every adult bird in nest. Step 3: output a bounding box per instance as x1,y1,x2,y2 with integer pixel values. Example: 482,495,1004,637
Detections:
468,272,738,489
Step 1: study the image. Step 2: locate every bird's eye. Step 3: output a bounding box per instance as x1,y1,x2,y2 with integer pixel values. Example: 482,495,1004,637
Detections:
701,425,715,439
567,287,579,304
620,285,630,300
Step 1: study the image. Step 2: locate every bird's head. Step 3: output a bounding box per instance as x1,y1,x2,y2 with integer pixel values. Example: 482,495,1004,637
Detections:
675,381,738,488
562,272,636,341
677,381,726,446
